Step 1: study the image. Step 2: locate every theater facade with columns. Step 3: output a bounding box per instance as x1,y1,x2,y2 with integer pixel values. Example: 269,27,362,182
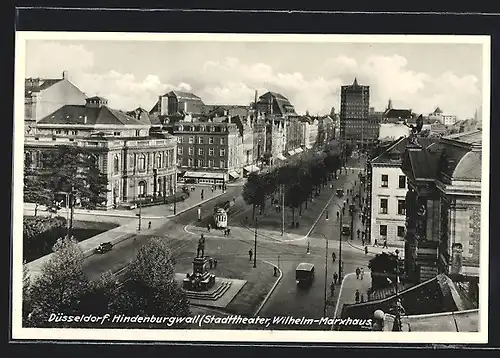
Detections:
401,130,482,299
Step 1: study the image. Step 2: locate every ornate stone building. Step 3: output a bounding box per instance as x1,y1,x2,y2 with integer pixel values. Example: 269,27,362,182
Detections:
25,96,177,208
401,130,482,289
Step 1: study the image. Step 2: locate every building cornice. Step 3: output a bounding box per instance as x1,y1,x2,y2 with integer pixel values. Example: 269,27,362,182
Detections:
35,123,149,129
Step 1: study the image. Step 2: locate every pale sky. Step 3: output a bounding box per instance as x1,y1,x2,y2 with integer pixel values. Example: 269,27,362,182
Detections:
25,38,484,119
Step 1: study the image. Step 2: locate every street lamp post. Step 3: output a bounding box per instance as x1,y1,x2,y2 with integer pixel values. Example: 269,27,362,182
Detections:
326,202,345,281
253,217,258,268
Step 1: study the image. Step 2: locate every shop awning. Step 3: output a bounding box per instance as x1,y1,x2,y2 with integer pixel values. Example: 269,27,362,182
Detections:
287,150,296,156
228,171,240,179
295,147,304,154
277,154,287,161
184,171,226,179
244,165,260,173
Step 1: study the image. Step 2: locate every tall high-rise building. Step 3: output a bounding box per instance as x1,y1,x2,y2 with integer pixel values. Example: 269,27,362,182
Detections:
340,78,371,147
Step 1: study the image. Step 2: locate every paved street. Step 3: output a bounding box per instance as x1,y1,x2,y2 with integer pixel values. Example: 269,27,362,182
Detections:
45,153,387,328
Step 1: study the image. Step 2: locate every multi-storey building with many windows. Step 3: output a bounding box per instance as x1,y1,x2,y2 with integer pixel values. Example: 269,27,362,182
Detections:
340,78,374,148
24,96,177,209
166,118,242,184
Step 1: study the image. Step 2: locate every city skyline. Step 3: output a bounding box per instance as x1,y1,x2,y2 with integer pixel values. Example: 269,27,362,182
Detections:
24,35,484,120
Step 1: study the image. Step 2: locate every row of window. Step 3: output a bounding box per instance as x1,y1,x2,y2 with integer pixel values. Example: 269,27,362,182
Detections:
178,147,226,156
181,158,227,169
178,136,226,145
379,225,406,238
176,125,230,133
379,198,406,215
114,151,174,174
381,175,406,189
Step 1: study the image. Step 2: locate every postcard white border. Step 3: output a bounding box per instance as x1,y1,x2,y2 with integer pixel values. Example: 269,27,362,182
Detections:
12,32,491,344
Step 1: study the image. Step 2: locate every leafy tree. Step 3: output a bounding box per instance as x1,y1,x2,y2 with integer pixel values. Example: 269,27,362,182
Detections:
368,252,404,290
26,237,91,327
23,216,68,262
242,172,267,219
113,238,190,326
23,166,54,216
22,262,32,327
42,146,109,234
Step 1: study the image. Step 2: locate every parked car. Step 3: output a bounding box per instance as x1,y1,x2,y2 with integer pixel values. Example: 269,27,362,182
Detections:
94,242,113,254
296,263,315,286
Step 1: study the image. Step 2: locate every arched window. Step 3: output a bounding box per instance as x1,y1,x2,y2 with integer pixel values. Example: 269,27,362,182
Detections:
138,154,146,171
113,155,119,174
138,180,146,197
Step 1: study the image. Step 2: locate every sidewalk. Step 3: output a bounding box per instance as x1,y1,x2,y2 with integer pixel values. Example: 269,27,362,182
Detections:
238,172,357,242
23,184,225,220
334,271,373,319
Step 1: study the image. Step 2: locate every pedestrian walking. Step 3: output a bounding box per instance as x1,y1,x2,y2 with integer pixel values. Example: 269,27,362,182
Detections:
355,267,361,279
197,206,202,221
357,228,360,239
337,211,340,219
373,239,378,247
333,272,338,285
201,191,204,201
330,281,335,296
355,289,360,303
249,249,253,261
226,227,231,236
360,268,364,280
148,221,151,229
332,252,336,263
207,223,211,232
213,258,218,268
209,257,213,269
360,293,365,303
342,207,345,215
383,240,388,249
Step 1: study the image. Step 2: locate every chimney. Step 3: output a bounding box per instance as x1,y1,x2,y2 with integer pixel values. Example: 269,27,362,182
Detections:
254,90,258,109
62,70,68,79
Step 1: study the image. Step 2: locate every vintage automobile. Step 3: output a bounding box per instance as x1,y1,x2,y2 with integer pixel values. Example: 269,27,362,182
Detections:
336,188,344,197
94,242,113,254
295,263,315,286
342,225,351,236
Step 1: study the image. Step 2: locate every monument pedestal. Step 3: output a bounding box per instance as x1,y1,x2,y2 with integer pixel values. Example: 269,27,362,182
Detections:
183,256,216,291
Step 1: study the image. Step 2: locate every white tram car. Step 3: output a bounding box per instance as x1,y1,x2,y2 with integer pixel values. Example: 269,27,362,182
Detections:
213,207,228,229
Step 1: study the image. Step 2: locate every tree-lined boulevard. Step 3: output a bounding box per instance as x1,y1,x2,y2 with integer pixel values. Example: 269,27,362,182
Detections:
23,141,386,330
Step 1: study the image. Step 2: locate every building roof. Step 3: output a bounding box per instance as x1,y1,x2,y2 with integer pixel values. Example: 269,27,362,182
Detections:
25,78,63,97
384,109,413,120
341,274,474,321
258,91,297,116
434,106,443,114
37,104,147,127
86,96,108,102
371,136,408,166
436,130,482,182
166,90,203,101
126,107,152,125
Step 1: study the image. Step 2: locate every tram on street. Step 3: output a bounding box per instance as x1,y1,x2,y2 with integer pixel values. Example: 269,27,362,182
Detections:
213,207,228,229
213,200,231,229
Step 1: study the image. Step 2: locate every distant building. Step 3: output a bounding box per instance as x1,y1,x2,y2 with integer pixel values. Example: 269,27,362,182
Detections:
340,78,373,148
152,91,205,116
378,103,414,141
25,96,177,208
298,115,319,150
255,91,297,117
25,70,87,136
317,115,335,147
428,106,457,126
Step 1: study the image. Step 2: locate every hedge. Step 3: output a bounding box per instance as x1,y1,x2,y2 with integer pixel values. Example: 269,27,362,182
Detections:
23,216,68,262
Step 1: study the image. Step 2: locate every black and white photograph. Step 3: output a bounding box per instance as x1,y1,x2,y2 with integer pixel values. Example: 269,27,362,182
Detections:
12,32,490,344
